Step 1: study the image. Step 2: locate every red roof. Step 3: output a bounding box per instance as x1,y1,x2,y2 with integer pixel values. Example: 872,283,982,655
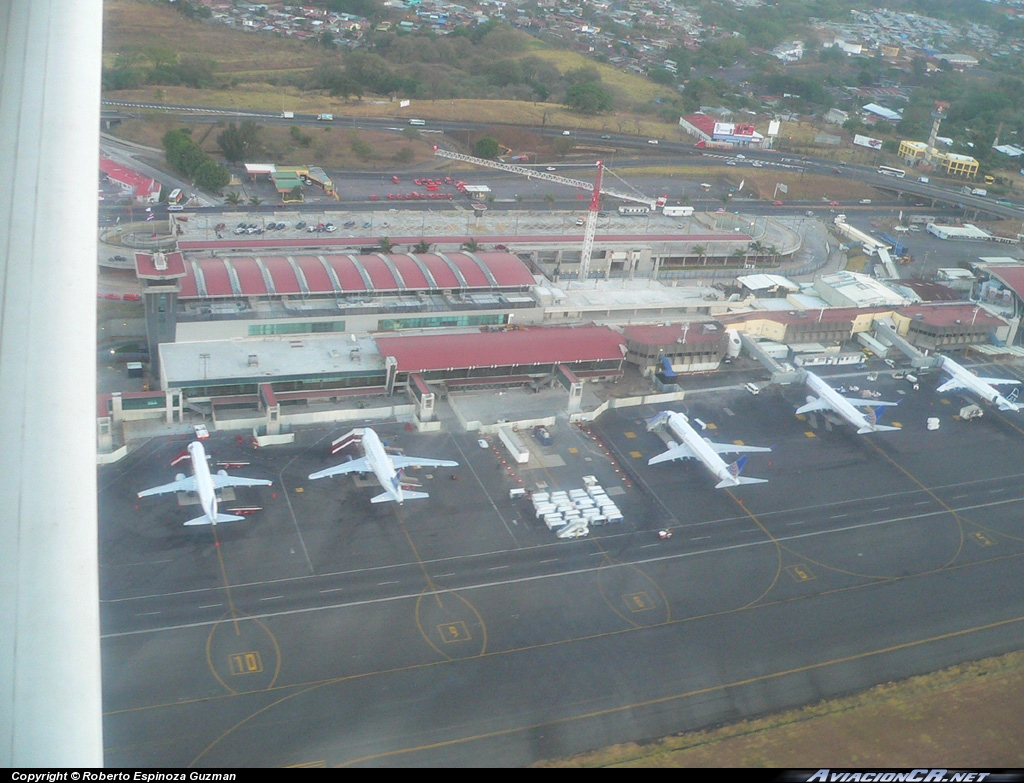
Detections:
262,257,302,295
230,258,269,296
174,252,534,299
984,266,1024,304
682,113,717,136
99,156,160,194
375,326,626,373
134,251,187,280
897,303,1005,328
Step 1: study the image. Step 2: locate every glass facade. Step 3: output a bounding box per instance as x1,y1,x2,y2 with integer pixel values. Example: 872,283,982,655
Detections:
377,314,506,331
248,321,346,336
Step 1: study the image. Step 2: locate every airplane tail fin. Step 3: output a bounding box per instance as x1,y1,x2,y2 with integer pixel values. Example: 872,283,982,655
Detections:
645,410,672,431
715,456,769,488
184,513,246,526
861,406,900,433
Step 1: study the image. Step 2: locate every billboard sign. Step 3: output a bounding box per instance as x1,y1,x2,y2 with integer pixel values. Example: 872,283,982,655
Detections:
399,99,411,108
767,119,781,137
854,134,884,150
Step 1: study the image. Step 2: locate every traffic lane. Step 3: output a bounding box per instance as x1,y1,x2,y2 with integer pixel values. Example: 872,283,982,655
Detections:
135,543,1024,767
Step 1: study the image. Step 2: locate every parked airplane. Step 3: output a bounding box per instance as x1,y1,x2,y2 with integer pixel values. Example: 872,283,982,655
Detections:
797,370,899,434
936,355,1021,412
308,427,458,504
137,441,273,525
646,410,771,488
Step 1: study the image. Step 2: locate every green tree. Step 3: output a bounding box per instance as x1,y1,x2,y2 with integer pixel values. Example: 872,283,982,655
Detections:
473,136,501,159
217,121,261,163
461,238,481,252
413,239,431,254
224,192,243,206
193,160,229,191
248,196,263,207
543,194,555,210
564,83,614,114
378,236,394,253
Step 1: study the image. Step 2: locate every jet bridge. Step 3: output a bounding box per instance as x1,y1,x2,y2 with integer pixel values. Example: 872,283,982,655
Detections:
872,321,941,370
737,333,802,385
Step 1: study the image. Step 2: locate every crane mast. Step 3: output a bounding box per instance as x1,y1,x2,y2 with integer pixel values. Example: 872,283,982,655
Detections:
433,147,655,283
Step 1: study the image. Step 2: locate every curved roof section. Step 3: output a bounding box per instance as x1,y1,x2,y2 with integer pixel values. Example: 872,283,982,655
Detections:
375,325,625,374
176,252,533,299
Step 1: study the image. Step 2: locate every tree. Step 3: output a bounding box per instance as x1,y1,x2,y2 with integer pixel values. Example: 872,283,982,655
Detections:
473,136,500,159
413,239,431,254
217,121,261,163
248,196,263,207
564,82,614,115
691,244,707,266
543,194,555,210
193,160,229,192
378,236,394,253
461,238,480,252
224,192,243,206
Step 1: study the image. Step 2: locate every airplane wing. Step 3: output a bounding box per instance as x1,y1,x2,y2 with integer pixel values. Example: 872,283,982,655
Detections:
795,398,831,415
137,476,198,498
936,379,963,393
842,396,899,408
210,474,273,490
308,457,370,480
391,455,459,469
977,376,1019,386
705,440,772,455
648,444,697,465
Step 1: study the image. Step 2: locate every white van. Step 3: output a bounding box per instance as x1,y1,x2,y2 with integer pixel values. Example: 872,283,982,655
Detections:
744,382,761,395
408,119,426,126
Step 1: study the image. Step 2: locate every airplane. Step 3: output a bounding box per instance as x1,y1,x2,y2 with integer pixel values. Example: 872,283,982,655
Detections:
646,410,771,488
307,427,458,504
797,370,899,434
137,440,273,525
936,355,1021,412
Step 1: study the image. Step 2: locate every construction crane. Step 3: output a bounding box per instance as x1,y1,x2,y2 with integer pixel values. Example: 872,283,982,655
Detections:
433,147,656,282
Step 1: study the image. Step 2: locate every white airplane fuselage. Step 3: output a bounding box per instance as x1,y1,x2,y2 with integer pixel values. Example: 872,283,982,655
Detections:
803,371,877,431
361,427,405,503
939,356,1020,412
665,411,744,487
188,441,220,523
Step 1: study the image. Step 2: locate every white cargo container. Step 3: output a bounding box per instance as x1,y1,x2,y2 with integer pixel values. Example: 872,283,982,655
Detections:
498,426,529,464
663,205,694,217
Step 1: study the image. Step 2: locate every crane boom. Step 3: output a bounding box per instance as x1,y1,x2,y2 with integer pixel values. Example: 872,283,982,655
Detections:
432,148,656,208
434,146,656,282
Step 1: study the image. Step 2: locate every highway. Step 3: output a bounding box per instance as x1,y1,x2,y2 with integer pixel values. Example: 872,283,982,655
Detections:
101,100,1024,221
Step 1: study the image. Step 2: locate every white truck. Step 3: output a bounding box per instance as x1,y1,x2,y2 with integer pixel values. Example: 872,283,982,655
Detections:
281,111,295,119
317,113,334,122
959,404,984,421
971,188,987,197
663,205,694,217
